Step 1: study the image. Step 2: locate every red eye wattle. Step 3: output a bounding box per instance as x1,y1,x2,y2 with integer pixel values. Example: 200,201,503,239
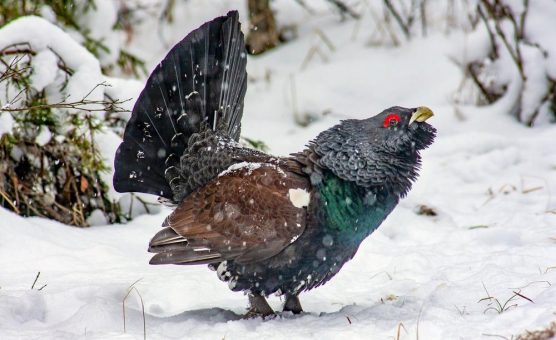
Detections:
383,113,401,127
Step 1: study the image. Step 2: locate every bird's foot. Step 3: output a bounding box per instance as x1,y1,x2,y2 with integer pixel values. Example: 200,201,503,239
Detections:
242,309,276,320
243,293,276,320
282,293,303,314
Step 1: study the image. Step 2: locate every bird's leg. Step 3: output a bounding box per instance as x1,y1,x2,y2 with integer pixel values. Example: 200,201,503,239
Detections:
244,292,275,319
283,293,303,314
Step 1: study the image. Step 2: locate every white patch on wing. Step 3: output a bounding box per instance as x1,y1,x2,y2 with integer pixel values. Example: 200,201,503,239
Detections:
288,188,310,208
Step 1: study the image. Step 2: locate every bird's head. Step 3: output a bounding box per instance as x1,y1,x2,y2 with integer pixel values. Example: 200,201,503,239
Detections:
311,106,436,197
364,106,436,153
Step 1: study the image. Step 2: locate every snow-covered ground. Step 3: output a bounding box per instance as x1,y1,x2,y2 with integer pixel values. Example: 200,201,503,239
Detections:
1,2,556,339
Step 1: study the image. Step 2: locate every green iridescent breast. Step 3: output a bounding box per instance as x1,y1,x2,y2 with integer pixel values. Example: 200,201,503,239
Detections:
317,173,398,244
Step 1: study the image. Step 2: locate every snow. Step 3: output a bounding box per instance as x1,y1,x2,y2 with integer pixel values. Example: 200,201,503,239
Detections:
93,128,127,201
219,162,262,176
0,112,14,136
0,14,151,210
86,209,109,226
74,0,121,67
0,16,104,114
103,76,143,121
523,1,556,78
35,126,52,146
2,2,556,340
453,1,556,125
30,49,58,92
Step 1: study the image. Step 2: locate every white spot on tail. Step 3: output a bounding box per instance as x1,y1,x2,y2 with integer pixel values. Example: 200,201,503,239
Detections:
288,188,310,208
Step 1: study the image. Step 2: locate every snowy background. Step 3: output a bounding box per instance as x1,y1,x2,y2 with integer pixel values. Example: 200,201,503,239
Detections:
1,1,556,339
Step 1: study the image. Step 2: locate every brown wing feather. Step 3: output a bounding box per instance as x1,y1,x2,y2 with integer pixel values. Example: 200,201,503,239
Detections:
148,162,310,265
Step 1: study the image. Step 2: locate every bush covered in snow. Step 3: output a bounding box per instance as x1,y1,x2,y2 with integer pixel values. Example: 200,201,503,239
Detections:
0,16,128,226
0,0,165,226
457,0,556,126
0,0,147,77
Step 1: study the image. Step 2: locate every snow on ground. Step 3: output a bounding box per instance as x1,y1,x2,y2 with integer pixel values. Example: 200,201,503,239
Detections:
1,4,556,340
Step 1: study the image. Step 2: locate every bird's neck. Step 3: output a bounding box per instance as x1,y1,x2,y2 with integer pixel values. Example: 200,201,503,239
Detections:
289,148,400,242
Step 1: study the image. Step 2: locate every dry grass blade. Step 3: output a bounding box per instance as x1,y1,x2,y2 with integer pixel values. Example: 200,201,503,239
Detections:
522,186,543,194
545,266,556,273
416,302,424,340
122,278,146,340
479,283,533,314
395,322,407,340
0,188,19,214
512,290,534,304
314,28,336,52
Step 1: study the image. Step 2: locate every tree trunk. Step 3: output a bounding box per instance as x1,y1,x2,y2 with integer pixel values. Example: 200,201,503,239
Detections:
246,0,279,55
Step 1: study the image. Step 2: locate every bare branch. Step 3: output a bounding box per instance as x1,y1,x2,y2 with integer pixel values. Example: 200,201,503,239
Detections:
383,0,411,39
327,0,361,19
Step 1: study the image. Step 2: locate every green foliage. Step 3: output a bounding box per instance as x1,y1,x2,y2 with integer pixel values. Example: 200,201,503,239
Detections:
18,95,58,127
241,137,269,152
115,50,147,79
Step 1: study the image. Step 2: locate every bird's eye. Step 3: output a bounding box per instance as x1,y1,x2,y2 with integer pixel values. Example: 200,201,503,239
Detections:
383,113,401,128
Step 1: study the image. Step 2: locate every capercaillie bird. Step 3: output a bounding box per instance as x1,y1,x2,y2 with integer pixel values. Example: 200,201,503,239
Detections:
113,11,436,318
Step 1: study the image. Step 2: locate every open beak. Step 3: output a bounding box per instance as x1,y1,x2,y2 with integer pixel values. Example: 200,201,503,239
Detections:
409,106,434,125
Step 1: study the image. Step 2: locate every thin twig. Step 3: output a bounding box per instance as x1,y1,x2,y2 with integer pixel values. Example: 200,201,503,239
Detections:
476,3,499,59
384,0,411,39
420,0,428,36
294,0,316,14
327,0,361,19
0,188,19,214
526,79,555,126
467,62,497,103
480,1,525,80
368,5,400,46
31,271,40,289
0,97,131,113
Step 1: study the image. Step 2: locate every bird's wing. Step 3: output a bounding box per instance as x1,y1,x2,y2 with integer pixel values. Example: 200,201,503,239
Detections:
148,162,310,265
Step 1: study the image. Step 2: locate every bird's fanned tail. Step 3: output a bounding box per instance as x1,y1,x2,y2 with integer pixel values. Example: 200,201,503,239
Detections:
113,11,247,201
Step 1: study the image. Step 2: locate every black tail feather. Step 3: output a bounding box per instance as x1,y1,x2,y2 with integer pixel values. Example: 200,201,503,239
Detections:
113,11,247,199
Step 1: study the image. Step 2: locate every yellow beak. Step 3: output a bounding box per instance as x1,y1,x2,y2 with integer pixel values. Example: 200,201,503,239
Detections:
409,106,434,125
